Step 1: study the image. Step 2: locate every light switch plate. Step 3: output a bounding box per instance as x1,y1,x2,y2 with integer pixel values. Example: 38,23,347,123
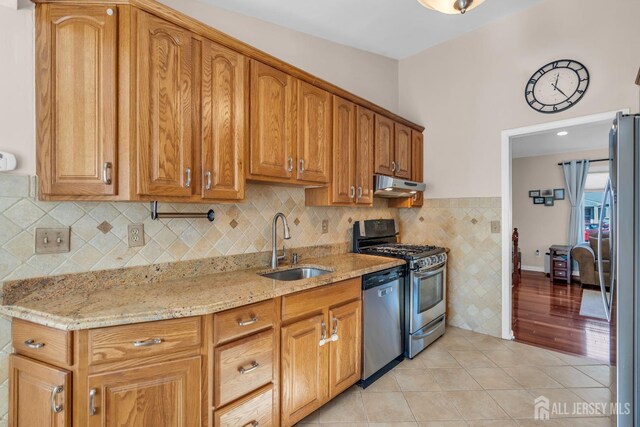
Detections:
490,220,501,234
127,224,145,247
35,227,70,254
321,219,329,234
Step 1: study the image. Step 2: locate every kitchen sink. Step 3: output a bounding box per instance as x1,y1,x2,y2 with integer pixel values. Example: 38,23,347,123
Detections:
260,267,332,281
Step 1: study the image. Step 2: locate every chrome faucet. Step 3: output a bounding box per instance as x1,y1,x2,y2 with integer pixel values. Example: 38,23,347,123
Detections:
271,212,291,269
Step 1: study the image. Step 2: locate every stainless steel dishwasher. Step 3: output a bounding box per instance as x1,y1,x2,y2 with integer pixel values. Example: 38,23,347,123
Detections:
361,266,405,387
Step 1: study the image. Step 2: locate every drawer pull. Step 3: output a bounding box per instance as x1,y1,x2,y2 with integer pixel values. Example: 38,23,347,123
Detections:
319,320,327,346
238,361,260,375
24,339,45,349
50,385,64,414
89,388,97,416
242,422,259,427
238,316,258,327
132,338,163,347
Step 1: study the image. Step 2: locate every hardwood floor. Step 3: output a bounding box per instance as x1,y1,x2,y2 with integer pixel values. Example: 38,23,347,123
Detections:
512,270,611,362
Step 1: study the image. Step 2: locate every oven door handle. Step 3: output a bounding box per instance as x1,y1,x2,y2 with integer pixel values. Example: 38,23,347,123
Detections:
412,317,445,339
413,265,445,279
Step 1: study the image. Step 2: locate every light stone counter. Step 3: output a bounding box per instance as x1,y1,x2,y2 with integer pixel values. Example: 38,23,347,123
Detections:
0,253,404,330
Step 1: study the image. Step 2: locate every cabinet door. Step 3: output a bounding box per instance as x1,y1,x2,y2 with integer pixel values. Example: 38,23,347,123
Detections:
331,96,355,204
87,357,201,427
137,11,194,197
394,123,412,179
374,114,394,176
201,39,246,200
355,106,375,205
37,4,117,197
411,130,424,207
297,81,331,183
9,354,71,427
328,300,362,398
249,60,296,180
281,314,328,426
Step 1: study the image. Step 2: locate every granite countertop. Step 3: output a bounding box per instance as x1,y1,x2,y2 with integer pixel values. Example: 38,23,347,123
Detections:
0,253,404,331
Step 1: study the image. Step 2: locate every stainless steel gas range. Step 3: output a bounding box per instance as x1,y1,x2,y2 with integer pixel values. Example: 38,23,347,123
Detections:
353,219,447,360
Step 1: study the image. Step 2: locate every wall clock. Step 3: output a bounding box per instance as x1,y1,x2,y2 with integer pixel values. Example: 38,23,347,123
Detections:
525,59,589,114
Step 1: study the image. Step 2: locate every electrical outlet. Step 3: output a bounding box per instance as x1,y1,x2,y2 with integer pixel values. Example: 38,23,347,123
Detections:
321,219,329,234
127,224,145,247
490,220,501,234
35,228,70,254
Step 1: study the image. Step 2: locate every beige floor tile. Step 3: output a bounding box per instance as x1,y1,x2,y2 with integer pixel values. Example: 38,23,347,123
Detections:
313,424,368,427
298,410,321,424
417,349,461,368
528,388,587,419
466,420,518,427
317,391,367,423
404,392,463,421
417,422,467,427
541,366,603,388
369,423,418,427
569,387,613,415
448,351,497,369
430,368,482,391
574,365,613,387
444,390,509,420
393,369,442,392
362,392,415,422
466,367,521,390
487,389,536,419
465,334,512,351
502,367,563,389
482,350,524,368
430,335,476,351
363,372,401,392
553,352,608,366
556,417,615,426
513,348,567,366
395,356,428,370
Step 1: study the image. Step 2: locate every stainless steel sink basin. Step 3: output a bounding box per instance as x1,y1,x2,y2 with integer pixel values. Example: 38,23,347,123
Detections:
260,267,332,281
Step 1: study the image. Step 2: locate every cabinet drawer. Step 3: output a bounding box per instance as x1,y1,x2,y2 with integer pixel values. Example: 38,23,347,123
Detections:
214,329,274,407
554,269,568,278
214,384,274,427
214,299,275,345
282,277,361,322
88,317,202,365
554,261,567,268
12,319,72,366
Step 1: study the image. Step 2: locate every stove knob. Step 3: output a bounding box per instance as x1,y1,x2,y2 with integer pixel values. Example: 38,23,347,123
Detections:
438,254,444,263
424,258,432,267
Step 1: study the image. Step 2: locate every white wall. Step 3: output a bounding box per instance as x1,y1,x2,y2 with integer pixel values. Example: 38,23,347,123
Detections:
0,0,399,176
398,0,640,199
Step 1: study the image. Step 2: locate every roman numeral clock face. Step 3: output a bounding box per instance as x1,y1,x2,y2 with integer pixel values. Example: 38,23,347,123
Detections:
525,59,589,113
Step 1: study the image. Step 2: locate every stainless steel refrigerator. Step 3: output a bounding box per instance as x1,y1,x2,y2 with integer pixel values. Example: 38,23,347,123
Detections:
601,112,639,426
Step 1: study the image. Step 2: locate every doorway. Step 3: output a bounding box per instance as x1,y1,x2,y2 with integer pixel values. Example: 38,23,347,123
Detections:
500,110,628,361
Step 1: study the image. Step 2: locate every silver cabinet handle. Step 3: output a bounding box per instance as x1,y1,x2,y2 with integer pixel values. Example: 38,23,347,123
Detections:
184,168,191,188
205,171,212,190
319,320,327,346
89,388,97,416
238,316,258,327
239,361,260,375
329,317,338,342
132,338,163,347
288,156,293,173
24,339,45,349
357,186,363,199
242,422,259,427
391,161,396,172
106,7,114,16
102,162,112,185
299,158,305,173
396,162,400,172
350,186,355,199
50,385,64,414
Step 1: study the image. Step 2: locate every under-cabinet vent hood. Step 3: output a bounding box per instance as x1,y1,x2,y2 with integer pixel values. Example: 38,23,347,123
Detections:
373,175,426,198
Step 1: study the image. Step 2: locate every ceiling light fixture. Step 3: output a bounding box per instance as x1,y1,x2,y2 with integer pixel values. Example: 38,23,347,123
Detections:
557,131,569,136
416,0,485,14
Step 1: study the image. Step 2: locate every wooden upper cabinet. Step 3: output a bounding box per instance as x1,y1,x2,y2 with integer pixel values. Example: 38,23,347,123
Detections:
394,123,412,179
411,130,424,206
331,96,356,204
87,357,201,427
36,4,118,197
374,114,394,176
9,355,71,427
136,11,194,197
297,81,331,183
329,300,362,398
201,39,246,200
355,106,374,205
249,60,296,181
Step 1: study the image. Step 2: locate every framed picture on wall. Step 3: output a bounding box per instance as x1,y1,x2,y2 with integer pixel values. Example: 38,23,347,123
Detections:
541,189,553,197
529,190,540,197
533,197,545,205
544,197,555,206
554,188,565,200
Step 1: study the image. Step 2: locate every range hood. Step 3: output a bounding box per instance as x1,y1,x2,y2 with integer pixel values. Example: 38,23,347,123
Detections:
373,175,426,198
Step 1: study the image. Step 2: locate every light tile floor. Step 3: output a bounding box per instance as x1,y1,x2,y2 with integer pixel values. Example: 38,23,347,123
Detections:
298,327,615,427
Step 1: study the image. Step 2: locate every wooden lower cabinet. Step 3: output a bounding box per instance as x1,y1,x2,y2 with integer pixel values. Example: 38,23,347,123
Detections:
9,355,71,427
329,300,362,398
87,357,201,427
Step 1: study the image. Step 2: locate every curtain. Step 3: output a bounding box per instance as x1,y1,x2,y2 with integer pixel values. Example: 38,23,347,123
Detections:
562,159,590,246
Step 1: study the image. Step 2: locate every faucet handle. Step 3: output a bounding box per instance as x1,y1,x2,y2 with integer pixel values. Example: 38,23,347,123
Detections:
292,253,299,265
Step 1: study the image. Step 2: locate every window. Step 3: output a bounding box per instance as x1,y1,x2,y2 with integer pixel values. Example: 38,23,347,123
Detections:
582,166,609,242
